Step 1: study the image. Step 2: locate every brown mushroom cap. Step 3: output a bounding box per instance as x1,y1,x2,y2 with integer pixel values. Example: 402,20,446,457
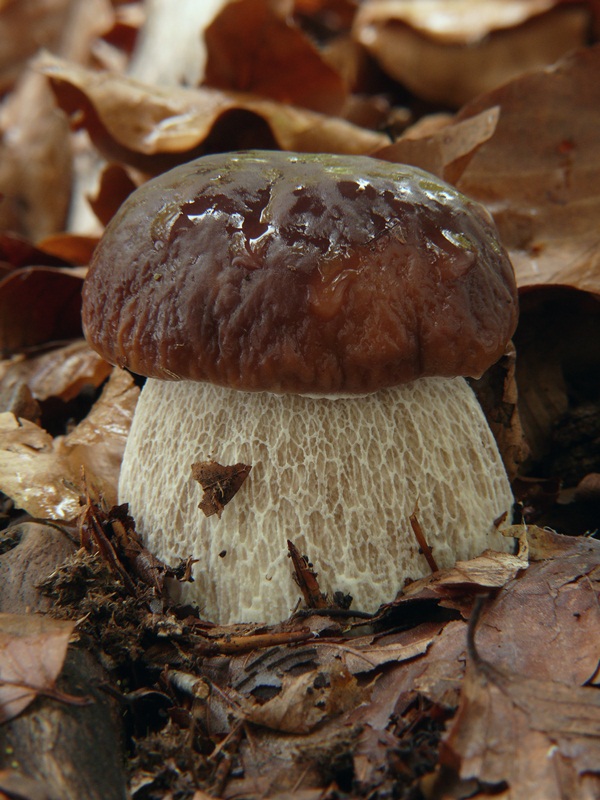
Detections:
82,151,517,394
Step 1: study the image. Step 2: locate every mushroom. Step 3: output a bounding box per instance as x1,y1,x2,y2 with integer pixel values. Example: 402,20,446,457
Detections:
82,150,518,624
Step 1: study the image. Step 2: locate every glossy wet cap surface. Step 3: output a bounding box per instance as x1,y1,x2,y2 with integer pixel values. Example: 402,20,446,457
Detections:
82,150,518,393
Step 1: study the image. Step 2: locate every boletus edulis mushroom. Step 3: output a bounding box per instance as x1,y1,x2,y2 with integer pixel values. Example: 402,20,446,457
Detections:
82,151,518,624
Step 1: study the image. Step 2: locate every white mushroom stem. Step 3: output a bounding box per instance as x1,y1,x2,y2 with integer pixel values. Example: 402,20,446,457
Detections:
118,377,514,624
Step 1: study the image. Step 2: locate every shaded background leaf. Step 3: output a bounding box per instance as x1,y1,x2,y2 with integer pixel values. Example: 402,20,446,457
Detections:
456,45,600,295
0,267,85,356
353,0,591,107
204,0,348,114
40,53,387,177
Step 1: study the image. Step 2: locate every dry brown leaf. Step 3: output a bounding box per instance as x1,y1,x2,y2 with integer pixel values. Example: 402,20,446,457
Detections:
87,163,138,227
356,0,568,44
437,530,600,797
355,528,600,795
456,45,600,295
223,622,456,795
353,0,590,106
0,412,82,519
0,366,136,519
0,69,72,240
0,771,52,800
36,233,99,266
222,624,441,715
320,622,442,675
442,630,600,798
0,381,40,426
526,522,599,561
0,340,111,404
0,266,85,356
348,624,463,790
375,107,500,185
204,525,600,797
398,535,528,602
0,0,114,90
0,233,73,270
204,0,348,115
0,521,77,617
0,613,76,723
238,662,364,733
476,531,600,684
67,129,112,237
64,367,138,449
39,53,387,173
64,367,139,506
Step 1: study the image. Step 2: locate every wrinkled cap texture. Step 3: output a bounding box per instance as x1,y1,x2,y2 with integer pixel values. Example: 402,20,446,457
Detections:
83,150,518,394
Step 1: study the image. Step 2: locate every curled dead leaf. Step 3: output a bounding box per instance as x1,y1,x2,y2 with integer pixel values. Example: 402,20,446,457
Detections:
399,534,528,603
39,53,387,174
0,340,111,404
0,412,82,520
375,106,500,185
0,770,53,800
36,233,99,266
0,0,111,92
318,623,443,675
204,0,348,114
353,0,590,107
0,232,73,270
87,163,138,227
0,367,137,517
63,367,139,506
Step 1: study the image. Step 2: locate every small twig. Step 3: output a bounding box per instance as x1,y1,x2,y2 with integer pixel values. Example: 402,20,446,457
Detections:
409,503,439,573
0,679,91,707
193,627,314,656
292,762,313,792
81,500,137,596
315,641,381,670
241,722,262,796
210,723,243,796
292,606,374,621
466,592,512,692
287,540,327,608
466,593,489,668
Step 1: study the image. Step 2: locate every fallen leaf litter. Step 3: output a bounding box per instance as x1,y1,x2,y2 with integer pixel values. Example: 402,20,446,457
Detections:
0,2,599,798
